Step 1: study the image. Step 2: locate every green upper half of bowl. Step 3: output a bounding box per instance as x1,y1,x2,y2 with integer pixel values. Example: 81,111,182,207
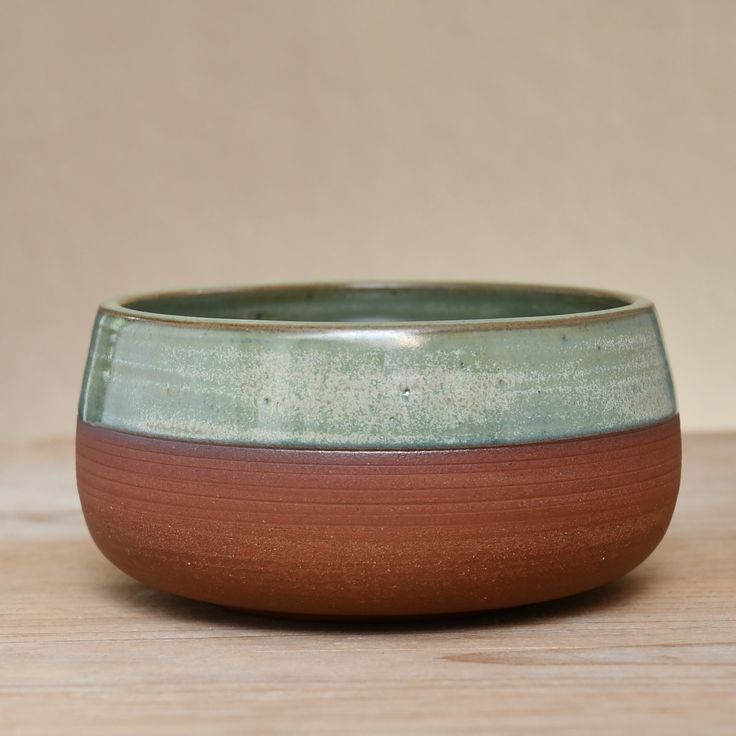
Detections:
79,282,677,449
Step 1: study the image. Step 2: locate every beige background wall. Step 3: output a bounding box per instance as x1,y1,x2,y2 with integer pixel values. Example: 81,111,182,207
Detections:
1,0,734,443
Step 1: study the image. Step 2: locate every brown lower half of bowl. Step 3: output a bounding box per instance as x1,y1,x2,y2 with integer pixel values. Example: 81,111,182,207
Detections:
76,416,681,619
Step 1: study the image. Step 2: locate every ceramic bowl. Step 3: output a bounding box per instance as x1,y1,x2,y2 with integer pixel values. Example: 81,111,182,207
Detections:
76,282,680,618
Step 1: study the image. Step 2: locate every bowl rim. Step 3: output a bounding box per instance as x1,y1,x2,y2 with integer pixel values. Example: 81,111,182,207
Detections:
99,281,653,332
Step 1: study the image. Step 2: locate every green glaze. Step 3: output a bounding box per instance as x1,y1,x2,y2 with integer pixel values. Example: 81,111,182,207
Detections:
79,283,677,449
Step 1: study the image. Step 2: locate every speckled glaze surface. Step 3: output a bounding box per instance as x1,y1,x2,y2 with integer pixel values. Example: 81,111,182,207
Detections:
80,283,676,449
76,282,680,618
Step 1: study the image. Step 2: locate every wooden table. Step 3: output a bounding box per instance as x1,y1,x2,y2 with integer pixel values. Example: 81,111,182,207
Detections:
2,434,734,734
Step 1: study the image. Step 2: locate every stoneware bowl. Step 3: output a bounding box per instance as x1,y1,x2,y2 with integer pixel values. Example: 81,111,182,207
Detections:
76,282,681,619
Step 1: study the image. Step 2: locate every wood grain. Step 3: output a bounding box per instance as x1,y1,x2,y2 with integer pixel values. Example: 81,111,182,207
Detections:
76,418,680,617
1,431,733,735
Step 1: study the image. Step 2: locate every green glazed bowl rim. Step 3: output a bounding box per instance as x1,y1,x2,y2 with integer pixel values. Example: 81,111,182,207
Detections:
99,281,653,332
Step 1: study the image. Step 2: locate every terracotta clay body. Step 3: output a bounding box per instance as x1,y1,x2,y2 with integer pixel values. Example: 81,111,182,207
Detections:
77,283,681,618
77,416,681,618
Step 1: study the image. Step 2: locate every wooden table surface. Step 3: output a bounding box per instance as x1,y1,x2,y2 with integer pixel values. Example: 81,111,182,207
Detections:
1,433,734,735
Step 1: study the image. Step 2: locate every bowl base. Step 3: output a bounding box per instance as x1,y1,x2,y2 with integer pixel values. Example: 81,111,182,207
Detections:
76,416,681,619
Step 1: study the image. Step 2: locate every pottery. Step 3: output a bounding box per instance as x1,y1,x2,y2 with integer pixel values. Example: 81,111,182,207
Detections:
76,283,681,618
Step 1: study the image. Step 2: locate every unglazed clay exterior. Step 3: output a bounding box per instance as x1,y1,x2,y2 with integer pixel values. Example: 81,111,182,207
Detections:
76,283,681,618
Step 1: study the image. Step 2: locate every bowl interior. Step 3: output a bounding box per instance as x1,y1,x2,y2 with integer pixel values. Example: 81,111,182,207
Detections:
122,284,632,324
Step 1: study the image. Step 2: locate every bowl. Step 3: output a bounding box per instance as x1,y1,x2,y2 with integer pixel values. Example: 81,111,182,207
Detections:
76,282,680,618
